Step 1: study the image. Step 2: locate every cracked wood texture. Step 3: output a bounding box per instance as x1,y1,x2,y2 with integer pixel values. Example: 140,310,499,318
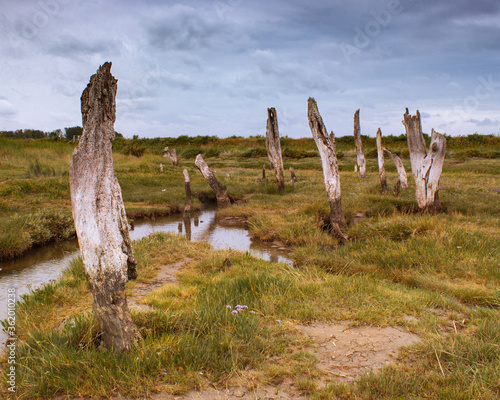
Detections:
307,98,347,240
195,154,231,208
69,62,139,352
265,107,285,191
402,109,446,211
353,109,366,178
376,128,387,193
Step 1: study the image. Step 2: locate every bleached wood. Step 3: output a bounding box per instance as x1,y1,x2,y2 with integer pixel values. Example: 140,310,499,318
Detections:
402,109,446,211
195,154,231,208
69,62,138,352
163,147,178,166
183,168,191,215
382,147,408,195
307,98,347,240
376,128,387,192
290,167,297,183
265,107,285,191
353,109,366,178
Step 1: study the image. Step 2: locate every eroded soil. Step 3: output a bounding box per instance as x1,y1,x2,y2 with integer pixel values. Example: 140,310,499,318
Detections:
124,261,421,400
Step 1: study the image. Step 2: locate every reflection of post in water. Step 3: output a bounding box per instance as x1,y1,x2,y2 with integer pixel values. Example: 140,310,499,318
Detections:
198,214,218,242
183,216,192,241
249,241,280,263
194,216,199,227
269,252,279,264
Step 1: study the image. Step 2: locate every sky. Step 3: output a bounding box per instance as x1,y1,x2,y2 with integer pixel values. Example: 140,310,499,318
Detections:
1,0,499,139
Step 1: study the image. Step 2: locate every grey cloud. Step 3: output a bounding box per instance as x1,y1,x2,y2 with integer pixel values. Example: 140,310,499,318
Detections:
147,6,228,52
467,118,500,127
46,35,121,57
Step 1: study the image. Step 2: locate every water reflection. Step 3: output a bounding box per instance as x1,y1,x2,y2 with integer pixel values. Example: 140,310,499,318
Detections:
0,208,291,343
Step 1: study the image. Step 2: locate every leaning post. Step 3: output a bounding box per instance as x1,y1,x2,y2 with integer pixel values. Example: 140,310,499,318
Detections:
195,154,231,208
307,98,347,240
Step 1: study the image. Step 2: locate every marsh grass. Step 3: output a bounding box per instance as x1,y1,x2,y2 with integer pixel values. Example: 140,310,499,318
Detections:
0,135,499,399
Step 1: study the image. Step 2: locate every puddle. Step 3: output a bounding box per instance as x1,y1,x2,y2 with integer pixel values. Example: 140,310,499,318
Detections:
0,208,291,343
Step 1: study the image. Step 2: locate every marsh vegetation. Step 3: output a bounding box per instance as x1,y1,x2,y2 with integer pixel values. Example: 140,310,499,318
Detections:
0,132,499,399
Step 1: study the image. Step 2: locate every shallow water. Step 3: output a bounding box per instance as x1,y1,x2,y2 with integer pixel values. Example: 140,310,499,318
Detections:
0,208,290,343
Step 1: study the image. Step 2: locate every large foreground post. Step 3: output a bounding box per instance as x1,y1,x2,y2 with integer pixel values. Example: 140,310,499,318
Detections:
353,109,366,178
69,62,139,352
307,98,347,240
265,108,285,191
195,154,231,208
402,109,446,212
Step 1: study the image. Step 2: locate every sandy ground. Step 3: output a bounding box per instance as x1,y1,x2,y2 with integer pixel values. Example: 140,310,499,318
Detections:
59,261,421,400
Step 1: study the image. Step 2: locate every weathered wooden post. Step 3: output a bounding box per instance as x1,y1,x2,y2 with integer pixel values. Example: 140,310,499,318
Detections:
69,62,139,352
376,128,387,193
353,109,366,178
183,168,191,215
265,107,285,191
307,98,347,240
290,167,297,183
383,148,408,195
262,164,266,182
402,108,446,212
195,154,231,208
163,147,178,166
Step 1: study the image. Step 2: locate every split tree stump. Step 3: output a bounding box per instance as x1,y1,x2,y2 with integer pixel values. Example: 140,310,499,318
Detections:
164,147,179,166
402,108,446,212
69,62,139,352
307,98,347,240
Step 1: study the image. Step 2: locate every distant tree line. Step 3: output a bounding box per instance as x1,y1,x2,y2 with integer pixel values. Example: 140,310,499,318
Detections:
0,126,125,141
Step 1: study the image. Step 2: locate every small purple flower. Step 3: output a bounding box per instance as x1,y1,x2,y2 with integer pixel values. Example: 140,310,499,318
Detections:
226,305,232,309
231,310,238,315
276,319,282,325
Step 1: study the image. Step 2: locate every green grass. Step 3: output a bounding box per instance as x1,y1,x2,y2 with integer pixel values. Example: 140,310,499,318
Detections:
0,134,499,399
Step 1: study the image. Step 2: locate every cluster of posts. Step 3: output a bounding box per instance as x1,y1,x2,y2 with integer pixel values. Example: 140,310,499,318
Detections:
69,63,446,352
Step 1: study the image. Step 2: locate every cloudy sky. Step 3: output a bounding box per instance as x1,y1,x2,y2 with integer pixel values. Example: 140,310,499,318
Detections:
1,0,499,138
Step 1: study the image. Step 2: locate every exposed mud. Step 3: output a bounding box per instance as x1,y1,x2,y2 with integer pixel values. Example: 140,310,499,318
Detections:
119,262,421,400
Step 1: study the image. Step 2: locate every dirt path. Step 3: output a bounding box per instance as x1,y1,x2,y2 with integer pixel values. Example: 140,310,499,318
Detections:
128,261,186,312
121,262,421,400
